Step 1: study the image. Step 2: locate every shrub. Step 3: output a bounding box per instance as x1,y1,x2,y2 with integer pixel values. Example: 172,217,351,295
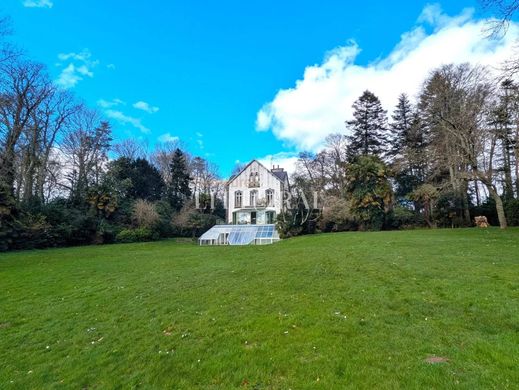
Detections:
319,196,357,232
132,199,160,228
386,205,420,229
504,199,519,226
116,227,159,243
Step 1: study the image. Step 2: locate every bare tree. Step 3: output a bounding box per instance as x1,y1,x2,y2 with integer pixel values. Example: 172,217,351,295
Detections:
113,138,148,160
151,139,185,183
14,88,79,203
420,64,508,228
482,0,519,35
59,107,112,203
0,60,52,203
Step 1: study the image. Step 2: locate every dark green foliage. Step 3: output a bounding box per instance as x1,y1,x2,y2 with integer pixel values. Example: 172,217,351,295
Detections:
504,199,519,226
116,227,159,243
388,93,414,159
346,155,393,230
470,199,499,226
346,90,389,159
386,205,422,229
106,157,164,201
168,149,192,211
433,190,469,228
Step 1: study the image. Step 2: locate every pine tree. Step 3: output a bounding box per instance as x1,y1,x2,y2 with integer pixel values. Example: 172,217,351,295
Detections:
346,90,388,159
389,93,414,159
168,148,192,211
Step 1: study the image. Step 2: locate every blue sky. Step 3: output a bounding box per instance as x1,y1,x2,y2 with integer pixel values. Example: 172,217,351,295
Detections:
0,0,511,176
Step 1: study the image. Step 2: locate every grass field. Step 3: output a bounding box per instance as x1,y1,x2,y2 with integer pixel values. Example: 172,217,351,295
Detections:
1,229,518,389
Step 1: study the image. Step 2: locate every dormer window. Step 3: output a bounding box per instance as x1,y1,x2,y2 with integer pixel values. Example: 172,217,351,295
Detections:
235,191,242,208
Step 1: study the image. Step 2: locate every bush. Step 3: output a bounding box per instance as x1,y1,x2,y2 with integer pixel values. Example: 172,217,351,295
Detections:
386,205,421,229
132,199,160,228
116,227,159,243
319,196,357,232
504,199,519,226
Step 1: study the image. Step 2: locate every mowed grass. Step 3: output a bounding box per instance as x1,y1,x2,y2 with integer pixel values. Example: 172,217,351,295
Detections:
0,229,518,389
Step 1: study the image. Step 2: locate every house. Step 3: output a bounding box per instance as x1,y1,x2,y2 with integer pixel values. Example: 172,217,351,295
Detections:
226,160,289,225
198,160,289,245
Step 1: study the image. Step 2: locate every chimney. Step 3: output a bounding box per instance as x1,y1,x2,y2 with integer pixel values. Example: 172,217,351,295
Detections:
271,165,284,172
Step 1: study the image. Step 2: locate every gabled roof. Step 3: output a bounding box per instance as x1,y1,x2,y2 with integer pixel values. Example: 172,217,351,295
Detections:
226,159,285,187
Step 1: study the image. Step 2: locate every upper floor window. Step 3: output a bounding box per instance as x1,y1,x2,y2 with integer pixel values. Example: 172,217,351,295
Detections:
235,191,242,208
266,189,274,206
250,190,258,207
249,171,260,188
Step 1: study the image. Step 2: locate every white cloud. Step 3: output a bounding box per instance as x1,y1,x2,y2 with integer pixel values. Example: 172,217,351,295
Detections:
105,109,150,134
158,133,179,143
56,49,99,89
97,98,125,108
23,0,53,8
133,101,159,114
107,63,116,70
258,152,299,175
256,5,519,151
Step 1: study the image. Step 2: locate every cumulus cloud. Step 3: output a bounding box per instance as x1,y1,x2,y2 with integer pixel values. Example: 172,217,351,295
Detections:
133,101,159,114
105,109,150,134
158,133,179,143
56,49,99,88
23,0,53,8
256,5,519,151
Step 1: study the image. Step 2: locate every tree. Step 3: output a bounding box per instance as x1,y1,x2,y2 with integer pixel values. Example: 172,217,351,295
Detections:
0,61,52,205
420,64,508,228
346,90,389,159
60,109,112,205
389,95,429,209
106,157,165,201
168,148,191,211
489,79,517,200
345,155,394,230
113,138,148,160
389,94,414,159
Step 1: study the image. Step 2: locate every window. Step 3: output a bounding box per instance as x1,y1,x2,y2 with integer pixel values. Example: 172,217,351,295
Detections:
266,189,274,206
250,190,257,207
249,171,260,187
235,191,242,208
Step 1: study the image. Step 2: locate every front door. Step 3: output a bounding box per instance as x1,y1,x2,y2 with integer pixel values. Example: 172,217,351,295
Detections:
251,212,257,225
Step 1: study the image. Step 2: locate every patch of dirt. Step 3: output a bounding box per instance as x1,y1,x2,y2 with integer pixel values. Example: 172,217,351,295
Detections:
163,326,174,336
425,356,449,364
0,322,11,329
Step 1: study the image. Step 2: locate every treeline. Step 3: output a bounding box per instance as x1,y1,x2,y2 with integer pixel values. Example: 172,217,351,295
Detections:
282,64,519,237
0,19,223,251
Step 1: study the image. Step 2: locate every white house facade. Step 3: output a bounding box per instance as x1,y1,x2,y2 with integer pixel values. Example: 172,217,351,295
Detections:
198,160,288,245
225,160,289,225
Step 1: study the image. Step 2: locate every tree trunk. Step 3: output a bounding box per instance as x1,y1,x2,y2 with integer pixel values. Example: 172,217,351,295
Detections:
487,184,508,229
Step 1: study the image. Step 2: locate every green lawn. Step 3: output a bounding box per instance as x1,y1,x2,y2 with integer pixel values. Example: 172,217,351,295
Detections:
1,229,518,389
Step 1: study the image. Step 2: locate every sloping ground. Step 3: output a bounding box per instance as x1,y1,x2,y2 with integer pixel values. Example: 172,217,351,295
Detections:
0,229,518,389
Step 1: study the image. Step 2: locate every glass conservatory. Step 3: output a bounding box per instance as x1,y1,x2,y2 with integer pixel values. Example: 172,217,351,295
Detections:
198,224,280,246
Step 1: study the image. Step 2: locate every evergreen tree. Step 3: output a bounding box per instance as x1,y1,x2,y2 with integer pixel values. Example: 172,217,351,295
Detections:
346,155,393,230
168,149,192,211
346,90,388,159
389,93,414,159
389,95,429,203
106,157,165,201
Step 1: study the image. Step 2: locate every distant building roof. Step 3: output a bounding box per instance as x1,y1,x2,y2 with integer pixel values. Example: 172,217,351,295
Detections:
271,170,288,183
